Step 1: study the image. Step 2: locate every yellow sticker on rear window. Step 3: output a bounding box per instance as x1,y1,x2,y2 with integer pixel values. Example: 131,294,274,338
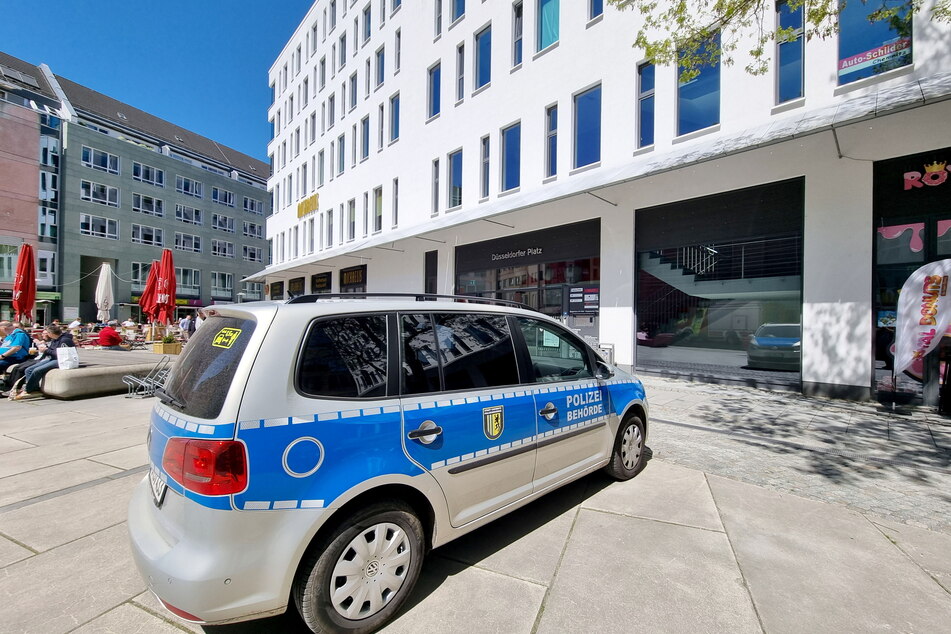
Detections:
212,328,242,349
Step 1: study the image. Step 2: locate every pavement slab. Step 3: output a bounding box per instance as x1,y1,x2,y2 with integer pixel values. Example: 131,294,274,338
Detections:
131,592,203,634
708,475,951,632
0,472,142,551
0,524,146,634
0,459,121,508
871,517,951,594
582,460,724,531
71,602,186,634
536,510,761,634
0,435,34,455
0,533,33,567
89,444,149,470
0,425,147,479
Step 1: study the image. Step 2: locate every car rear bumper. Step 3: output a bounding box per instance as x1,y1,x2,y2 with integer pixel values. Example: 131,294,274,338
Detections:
127,476,326,625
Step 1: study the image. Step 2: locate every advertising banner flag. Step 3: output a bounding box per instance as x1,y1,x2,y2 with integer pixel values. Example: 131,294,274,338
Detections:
894,259,951,376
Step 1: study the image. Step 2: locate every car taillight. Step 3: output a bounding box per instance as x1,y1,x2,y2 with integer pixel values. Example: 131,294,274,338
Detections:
162,438,247,496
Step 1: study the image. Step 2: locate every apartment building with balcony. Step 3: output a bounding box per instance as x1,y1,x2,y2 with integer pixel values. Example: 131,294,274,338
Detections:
257,0,951,402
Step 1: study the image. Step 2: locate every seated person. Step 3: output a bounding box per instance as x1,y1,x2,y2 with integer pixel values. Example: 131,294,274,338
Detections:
97,320,127,350
0,320,32,376
9,325,75,400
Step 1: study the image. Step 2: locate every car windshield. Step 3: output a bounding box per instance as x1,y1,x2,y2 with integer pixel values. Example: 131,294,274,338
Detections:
755,325,800,338
162,316,255,419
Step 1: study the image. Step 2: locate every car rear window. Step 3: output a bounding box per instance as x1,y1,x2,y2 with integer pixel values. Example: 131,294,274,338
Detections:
162,316,255,419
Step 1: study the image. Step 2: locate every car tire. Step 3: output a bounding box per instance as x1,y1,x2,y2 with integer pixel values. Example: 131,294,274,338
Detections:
604,415,646,481
294,501,425,634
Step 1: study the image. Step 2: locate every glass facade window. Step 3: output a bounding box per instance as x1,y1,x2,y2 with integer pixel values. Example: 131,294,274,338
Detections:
361,116,370,159
448,150,463,208
376,46,385,86
574,85,601,168
349,73,358,108
476,26,492,88
456,43,465,101
390,93,400,141
80,180,119,207
545,105,557,177
175,232,202,253
80,214,118,240
513,2,523,66
81,146,119,174
131,223,163,246
502,122,521,191
428,63,441,117
637,62,655,147
777,1,804,103
480,135,490,198
678,33,721,136
589,0,602,19
432,158,440,215
537,0,559,51
452,0,465,22
374,186,383,232
838,0,911,85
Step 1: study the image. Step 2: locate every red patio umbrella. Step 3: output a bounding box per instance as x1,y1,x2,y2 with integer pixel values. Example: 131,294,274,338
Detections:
154,249,177,325
12,243,36,323
138,260,159,322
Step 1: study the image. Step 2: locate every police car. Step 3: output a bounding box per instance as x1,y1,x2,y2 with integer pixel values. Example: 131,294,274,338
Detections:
128,294,648,633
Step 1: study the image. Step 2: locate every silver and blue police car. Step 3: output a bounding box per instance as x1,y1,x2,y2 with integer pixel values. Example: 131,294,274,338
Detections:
128,295,648,633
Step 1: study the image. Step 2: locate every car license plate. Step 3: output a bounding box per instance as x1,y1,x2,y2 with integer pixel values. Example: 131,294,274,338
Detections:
149,466,168,508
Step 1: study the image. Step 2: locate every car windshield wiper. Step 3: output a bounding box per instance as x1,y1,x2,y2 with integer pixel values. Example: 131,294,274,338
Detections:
155,387,186,410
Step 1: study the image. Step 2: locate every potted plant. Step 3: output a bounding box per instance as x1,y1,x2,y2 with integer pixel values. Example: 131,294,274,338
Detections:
153,334,182,355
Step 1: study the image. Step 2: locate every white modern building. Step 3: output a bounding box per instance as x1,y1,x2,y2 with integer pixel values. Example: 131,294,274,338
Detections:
257,0,951,402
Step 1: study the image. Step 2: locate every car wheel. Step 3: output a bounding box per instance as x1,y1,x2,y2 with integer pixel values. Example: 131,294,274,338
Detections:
604,415,646,481
294,502,425,634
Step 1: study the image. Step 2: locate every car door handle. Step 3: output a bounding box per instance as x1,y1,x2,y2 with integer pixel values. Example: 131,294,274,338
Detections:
407,421,442,444
539,403,558,420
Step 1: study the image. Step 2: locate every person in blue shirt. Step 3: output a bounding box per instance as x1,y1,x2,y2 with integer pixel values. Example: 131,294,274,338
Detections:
0,320,32,375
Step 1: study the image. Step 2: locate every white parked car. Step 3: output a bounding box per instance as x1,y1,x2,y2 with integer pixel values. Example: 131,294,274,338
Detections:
128,295,649,633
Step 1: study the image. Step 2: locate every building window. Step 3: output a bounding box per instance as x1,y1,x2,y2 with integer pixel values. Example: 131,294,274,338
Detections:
132,193,164,217
363,4,372,42
452,0,465,22
513,2,523,66
542,105,557,177
328,95,336,127
678,33,720,136
776,1,804,103
176,268,201,295
176,175,203,198
502,122,520,191
374,186,383,232
448,150,463,208
390,93,400,141
81,146,119,174
456,43,465,101
361,116,370,159
347,199,356,240
327,209,334,247
428,62,441,118
243,197,264,215
475,26,491,89
349,72,358,109
363,192,369,236
320,57,327,88
339,33,348,69
395,29,401,71
589,0,602,19
432,158,440,215
131,261,151,290
243,245,263,262
243,221,263,239
40,136,59,168
174,232,202,253
132,162,164,187
435,0,443,36
574,84,601,168
376,46,385,86
131,223,163,246
212,213,235,233
175,204,203,225
378,103,385,149
211,272,234,298
392,177,399,227
212,239,235,258
537,0,559,51
38,206,57,239
80,180,119,207
212,187,235,207
838,0,911,85
318,150,326,186
637,62,655,147
480,135,490,198
79,214,118,240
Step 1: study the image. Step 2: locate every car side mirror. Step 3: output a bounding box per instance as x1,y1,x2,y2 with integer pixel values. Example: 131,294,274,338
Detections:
595,360,614,380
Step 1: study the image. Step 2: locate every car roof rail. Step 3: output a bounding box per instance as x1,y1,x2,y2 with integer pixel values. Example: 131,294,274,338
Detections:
285,292,534,311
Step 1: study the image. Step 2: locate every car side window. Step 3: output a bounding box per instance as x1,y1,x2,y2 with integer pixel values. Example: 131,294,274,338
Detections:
298,315,388,398
401,314,442,395
516,317,593,382
435,313,519,390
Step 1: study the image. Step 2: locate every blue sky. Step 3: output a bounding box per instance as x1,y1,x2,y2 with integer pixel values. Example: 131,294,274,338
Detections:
0,1,313,162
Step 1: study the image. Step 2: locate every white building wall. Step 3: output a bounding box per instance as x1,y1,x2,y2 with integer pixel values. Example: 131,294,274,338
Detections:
263,1,951,397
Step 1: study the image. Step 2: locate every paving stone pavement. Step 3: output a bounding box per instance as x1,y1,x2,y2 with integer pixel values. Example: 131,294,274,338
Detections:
1,378,950,633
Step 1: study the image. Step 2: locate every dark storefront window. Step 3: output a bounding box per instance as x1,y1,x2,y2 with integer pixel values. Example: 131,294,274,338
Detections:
873,148,951,403
635,179,804,386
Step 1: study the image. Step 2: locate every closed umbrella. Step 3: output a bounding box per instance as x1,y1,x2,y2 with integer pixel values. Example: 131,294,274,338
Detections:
12,243,35,323
138,261,159,322
154,249,177,325
94,262,114,322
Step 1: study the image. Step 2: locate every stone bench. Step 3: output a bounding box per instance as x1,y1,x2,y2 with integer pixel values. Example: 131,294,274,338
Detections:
41,363,159,400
